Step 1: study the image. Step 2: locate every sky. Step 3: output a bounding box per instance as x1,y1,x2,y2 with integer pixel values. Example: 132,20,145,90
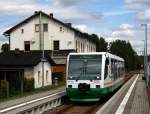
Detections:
0,0,150,55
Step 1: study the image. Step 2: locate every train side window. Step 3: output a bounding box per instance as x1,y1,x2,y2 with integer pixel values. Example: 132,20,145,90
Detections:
114,60,117,80
111,59,114,80
118,62,120,78
104,58,109,79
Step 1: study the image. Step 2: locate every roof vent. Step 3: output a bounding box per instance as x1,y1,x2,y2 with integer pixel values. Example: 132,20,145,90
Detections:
49,13,53,18
66,23,72,27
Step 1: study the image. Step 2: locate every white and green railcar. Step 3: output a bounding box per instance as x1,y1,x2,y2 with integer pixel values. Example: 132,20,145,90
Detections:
66,52,125,102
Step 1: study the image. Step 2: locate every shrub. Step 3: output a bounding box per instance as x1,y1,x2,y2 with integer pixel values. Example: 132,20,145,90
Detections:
23,78,34,92
0,80,8,99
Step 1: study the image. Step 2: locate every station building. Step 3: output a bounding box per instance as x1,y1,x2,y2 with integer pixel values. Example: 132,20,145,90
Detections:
1,11,96,91
3,11,96,53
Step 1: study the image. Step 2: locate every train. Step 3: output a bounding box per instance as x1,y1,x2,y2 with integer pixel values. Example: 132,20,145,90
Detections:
66,52,125,102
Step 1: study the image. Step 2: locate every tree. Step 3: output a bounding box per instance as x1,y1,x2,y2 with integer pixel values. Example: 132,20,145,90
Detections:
89,34,99,52
109,40,137,71
89,34,107,52
1,43,9,52
98,37,108,52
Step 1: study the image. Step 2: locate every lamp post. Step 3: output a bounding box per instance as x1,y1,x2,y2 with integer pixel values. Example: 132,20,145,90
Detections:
142,40,146,77
141,24,148,85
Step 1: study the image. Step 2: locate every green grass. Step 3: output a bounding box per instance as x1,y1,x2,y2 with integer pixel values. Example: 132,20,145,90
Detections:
148,82,150,88
0,81,65,103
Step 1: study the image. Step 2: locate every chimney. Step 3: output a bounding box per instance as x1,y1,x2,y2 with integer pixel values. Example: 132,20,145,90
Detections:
34,11,39,14
66,23,72,27
49,13,53,18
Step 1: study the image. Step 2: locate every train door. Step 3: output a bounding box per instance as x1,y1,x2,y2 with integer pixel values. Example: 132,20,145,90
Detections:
110,59,117,81
104,57,110,80
108,58,111,79
110,59,113,80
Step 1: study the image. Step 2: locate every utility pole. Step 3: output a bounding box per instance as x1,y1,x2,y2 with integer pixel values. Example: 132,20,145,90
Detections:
141,24,148,85
39,11,45,88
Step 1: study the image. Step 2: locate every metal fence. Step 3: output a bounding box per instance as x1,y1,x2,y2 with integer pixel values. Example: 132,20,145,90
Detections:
146,62,150,86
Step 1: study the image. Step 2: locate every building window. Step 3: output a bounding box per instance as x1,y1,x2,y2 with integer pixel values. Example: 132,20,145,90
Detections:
38,71,40,83
83,43,84,52
46,70,48,83
76,40,78,51
53,40,59,50
24,41,30,51
86,45,88,52
43,23,48,32
81,42,82,52
60,27,62,32
21,29,24,34
78,41,80,52
35,24,39,32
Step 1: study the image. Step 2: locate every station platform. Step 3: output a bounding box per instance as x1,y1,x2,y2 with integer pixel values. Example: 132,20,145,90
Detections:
0,86,65,110
123,75,150,114
96,74,150,114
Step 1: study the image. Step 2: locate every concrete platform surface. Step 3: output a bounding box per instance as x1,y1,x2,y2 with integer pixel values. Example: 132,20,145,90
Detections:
123,76,150,114
96,74,150,114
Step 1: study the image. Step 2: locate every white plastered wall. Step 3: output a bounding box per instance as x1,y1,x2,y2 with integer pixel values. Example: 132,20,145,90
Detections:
10,19,35,50
48,20,75,50
34,61,52,88
74,35,96,53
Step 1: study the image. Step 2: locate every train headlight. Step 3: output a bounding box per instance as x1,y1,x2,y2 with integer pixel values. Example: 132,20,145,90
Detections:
68,85,72,88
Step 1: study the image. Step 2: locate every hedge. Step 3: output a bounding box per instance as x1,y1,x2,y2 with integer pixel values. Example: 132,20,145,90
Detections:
0,80,8,99
23,78,34,92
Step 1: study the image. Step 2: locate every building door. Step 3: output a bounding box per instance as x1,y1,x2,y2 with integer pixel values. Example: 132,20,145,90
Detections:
24,41,30,51
53,40,59,50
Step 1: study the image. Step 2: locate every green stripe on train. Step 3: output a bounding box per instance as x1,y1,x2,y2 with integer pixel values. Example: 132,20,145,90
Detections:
66,86,112,102
66,81,123,102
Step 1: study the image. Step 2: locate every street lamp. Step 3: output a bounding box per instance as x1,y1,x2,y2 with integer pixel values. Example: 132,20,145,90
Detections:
141,40,145,65
141,24,148,85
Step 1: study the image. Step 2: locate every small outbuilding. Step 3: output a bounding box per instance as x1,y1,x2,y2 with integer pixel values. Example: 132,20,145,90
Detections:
0,50,55,96
48,50,76,82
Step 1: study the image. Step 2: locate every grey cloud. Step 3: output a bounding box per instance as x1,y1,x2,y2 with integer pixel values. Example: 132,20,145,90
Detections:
125,0,150,21
136,9,150,21
0,0,103,25
52,0,93,8
99,24,150,54
126,0,150,5
0,34,8,44
125,0,150,10
0,0,38,16
104,10,135,16
57,11,103,25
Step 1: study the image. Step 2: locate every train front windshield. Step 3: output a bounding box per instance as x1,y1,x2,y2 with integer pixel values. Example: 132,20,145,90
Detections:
68,55,102,80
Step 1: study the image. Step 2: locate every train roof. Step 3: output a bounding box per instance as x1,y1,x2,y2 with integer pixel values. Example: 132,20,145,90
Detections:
69,52,124,62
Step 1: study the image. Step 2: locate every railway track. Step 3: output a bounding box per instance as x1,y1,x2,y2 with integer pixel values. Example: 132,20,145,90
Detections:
44,72,136,114
48,96,109,114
